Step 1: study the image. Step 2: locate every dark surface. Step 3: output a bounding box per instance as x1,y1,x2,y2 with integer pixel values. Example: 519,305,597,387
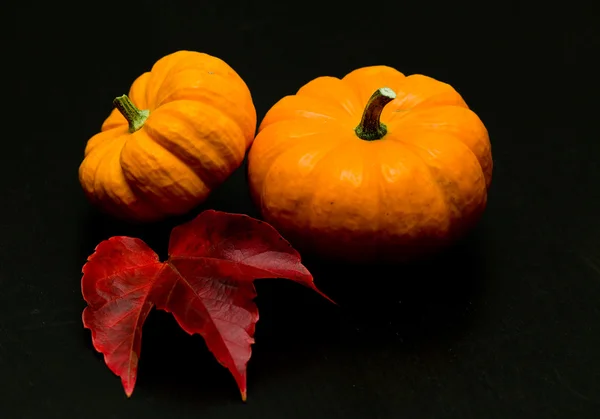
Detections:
2,1,599,418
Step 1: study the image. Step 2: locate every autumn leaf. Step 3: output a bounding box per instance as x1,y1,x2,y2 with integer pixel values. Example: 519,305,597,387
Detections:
81,210,332,401
81,237,164,397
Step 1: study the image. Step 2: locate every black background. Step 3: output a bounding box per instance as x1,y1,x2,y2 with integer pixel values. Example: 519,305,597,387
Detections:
2,1,599,418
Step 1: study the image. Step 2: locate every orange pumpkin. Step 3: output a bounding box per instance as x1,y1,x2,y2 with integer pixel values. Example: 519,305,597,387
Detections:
247,65,492,263
79,50,257,222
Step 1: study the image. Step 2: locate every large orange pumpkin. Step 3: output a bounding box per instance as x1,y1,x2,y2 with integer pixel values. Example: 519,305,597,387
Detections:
247,65,492,263
79,50,257,222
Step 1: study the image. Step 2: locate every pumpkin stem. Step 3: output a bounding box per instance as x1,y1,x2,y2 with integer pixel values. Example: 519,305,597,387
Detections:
355,87,396,141
113,95,150,133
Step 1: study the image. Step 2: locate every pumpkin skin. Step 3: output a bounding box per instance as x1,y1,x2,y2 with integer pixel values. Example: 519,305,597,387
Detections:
79,50,257,222
247,65,492,263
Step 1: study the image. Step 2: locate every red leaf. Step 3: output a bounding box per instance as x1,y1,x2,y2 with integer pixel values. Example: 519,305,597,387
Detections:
81,210,332,400
81,237,164,396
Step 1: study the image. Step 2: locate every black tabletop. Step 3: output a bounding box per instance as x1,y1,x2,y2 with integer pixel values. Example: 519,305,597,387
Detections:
2,1,599,418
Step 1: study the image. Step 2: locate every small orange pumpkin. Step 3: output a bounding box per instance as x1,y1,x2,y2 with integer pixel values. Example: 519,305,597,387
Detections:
79,50,257,222
247,65,493,263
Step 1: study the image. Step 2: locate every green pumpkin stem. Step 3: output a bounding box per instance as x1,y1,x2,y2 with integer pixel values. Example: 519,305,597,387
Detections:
355,87,396,141
113,95,149,133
